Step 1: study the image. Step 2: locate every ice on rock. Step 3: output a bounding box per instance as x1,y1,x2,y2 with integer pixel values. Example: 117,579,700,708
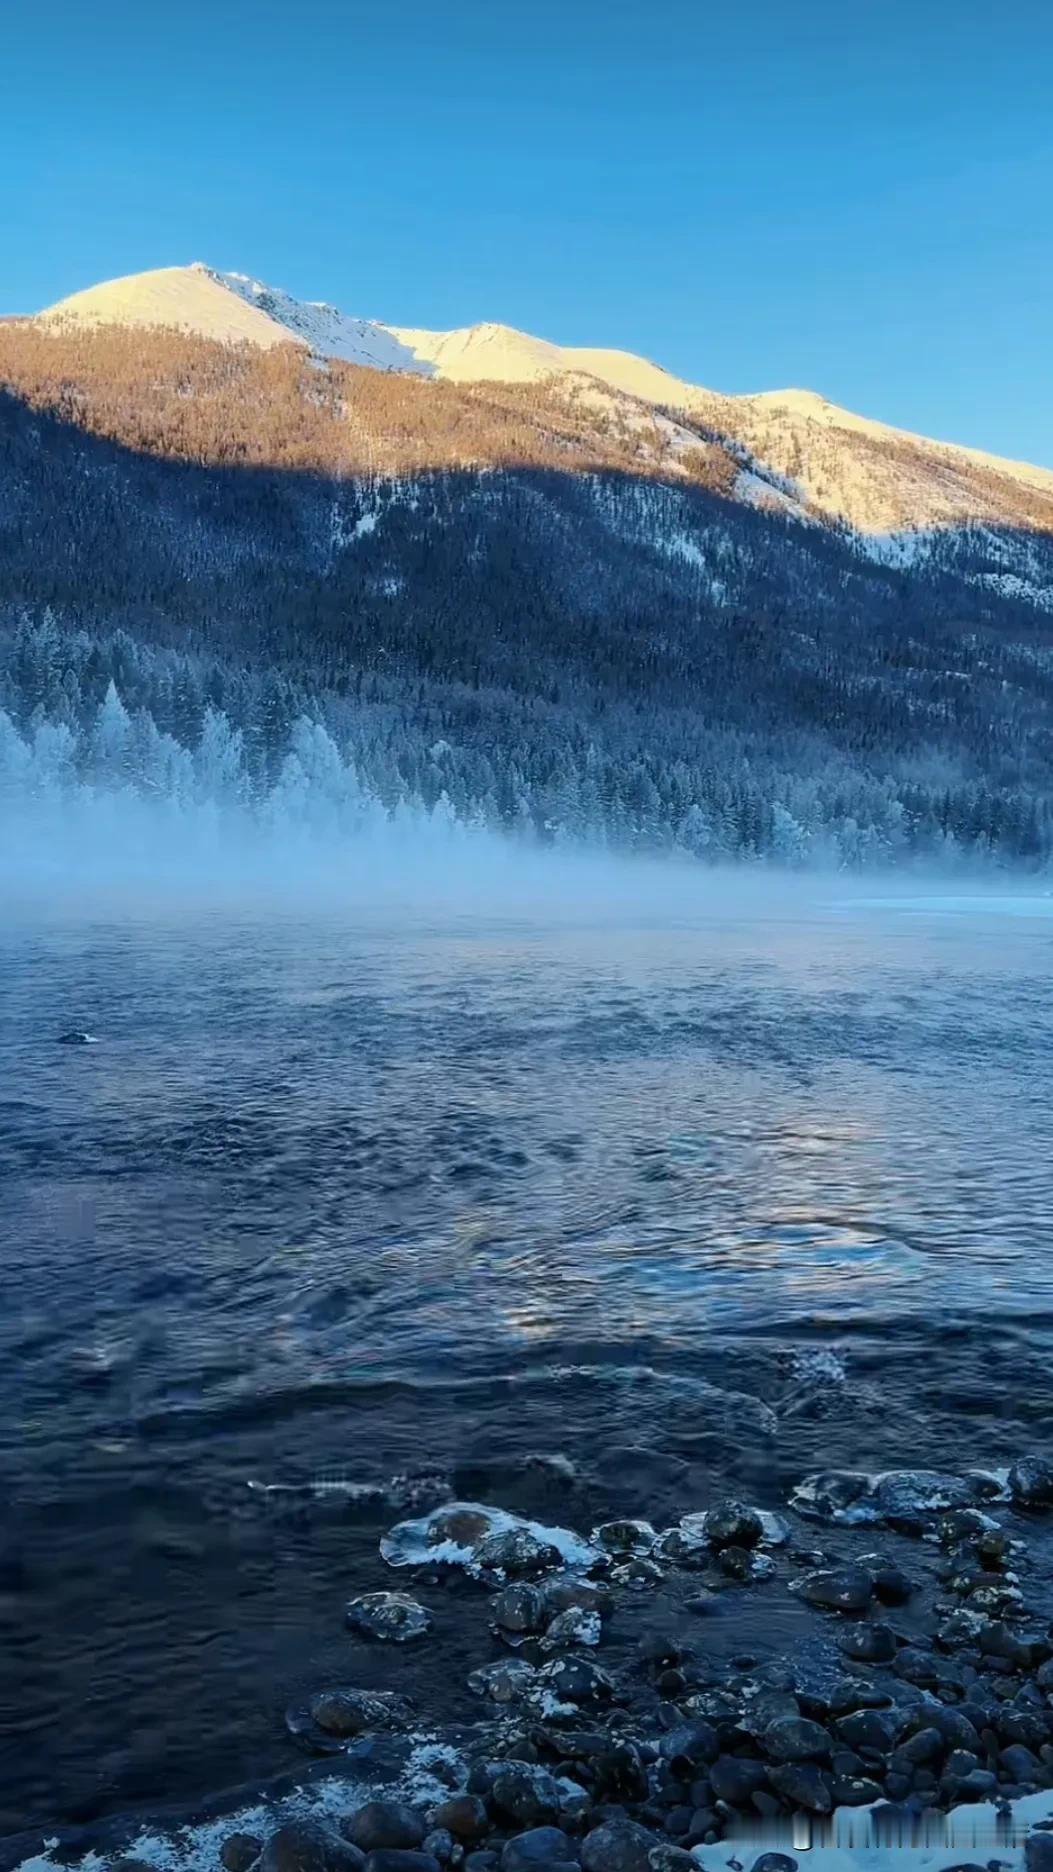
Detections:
380,1500,600,1579
791,1466,1009,1525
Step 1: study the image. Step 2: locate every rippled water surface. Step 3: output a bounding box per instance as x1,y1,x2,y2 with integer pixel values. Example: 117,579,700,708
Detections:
3,891,1053,1831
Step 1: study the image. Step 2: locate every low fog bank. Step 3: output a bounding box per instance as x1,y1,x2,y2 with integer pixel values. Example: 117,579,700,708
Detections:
2,774,1051,928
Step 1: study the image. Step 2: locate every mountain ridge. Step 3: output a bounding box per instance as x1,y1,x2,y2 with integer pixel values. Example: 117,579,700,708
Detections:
30,262,1053,550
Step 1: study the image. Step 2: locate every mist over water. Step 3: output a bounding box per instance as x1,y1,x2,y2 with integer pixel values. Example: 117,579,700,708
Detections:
4,808,1053,1833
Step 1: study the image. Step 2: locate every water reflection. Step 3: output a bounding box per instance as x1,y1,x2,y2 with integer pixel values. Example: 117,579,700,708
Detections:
3,900,1053,1466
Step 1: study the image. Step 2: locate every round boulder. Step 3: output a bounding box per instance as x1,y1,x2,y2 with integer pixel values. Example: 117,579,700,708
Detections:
345,1806,428,1854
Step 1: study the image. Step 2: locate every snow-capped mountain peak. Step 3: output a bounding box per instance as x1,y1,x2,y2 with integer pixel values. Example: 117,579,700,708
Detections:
31,262,1053,546
37,262,433,377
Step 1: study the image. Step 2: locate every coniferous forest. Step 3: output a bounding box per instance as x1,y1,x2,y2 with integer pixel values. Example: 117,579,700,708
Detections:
3,326,1053,870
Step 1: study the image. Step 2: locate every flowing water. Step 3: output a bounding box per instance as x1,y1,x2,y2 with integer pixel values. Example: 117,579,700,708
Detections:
3,886,1053,1834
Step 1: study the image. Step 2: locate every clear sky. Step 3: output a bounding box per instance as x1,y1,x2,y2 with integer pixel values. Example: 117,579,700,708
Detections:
3,0,1051,462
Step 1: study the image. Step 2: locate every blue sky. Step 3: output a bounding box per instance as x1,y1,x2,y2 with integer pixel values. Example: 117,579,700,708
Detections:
4,0,1051,462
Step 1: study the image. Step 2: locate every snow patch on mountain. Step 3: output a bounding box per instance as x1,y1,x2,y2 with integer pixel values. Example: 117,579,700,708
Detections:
216,269,432,374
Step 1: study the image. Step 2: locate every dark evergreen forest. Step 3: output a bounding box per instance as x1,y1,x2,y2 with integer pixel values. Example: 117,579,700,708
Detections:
3,330,1053,867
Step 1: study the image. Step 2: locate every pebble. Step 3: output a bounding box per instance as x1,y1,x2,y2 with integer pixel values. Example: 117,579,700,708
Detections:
345,1805,427,1853
260,1824,365,1872
580,1821,663,1872
501,1829,580,1872
793,1566,873,1613
838,1622,897,1663
763,1716,832,1763
659,1720,720,1771
432,1799,490,1843
765,1763,833,1814
362,1856,441,1872
492,1584,549,1635
489,1764,564,1827
539,1656,614,1704
708,1757,768,1804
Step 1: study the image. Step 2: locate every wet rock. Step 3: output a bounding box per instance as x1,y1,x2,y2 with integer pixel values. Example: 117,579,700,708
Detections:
828,1679,890,1715
708,1757,768,1804
1026,1835,1053,1872
1002,1743,1042,1782
763,1716,832,1763
835,1707,907,1752
493,1584,550,1636
838,1622,897,1663
545,1576,610,1617
980,1622,1048,1670
464,1858,499,1872
923,1708,981,1752
346,1807,428,1853
937,1509,998,1546
898,1726,943,1765
651,1527,709,1569
593,1521,657,1557
490,1764,564,1827
794,1567,873,1613
831,1775,883,1806
749,1859,798,1872
478,1529,565,1577
766,1762,834,1813
999,1709,1051,1749
346,1592,434,1643
58,1029,96,1045
222,1838,265,1872
423,1836,454,1866
646,1849,696,1872
468,1659,538,1703
362,1857,440,1872
308,1689,411,1736
872,1566,912,1605
700,1502,764,1551
794,1469,1003,1529
613,1556,667,1590
946,1768,999,1802
1010,1458,1053,1507
501,1830,579,1872
538,1657,615,1705
789,1471,872,1521
659,1721,720,1772
736,1689,800,1739
580,1821,662,1872
432,1799,490,1844
591,1741,650,1804
892,1647,952,1690
542,1608,602,1651
261,1825,365,1872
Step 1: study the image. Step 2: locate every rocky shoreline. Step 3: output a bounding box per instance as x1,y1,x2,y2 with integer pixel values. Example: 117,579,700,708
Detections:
10,1458,1053,1872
